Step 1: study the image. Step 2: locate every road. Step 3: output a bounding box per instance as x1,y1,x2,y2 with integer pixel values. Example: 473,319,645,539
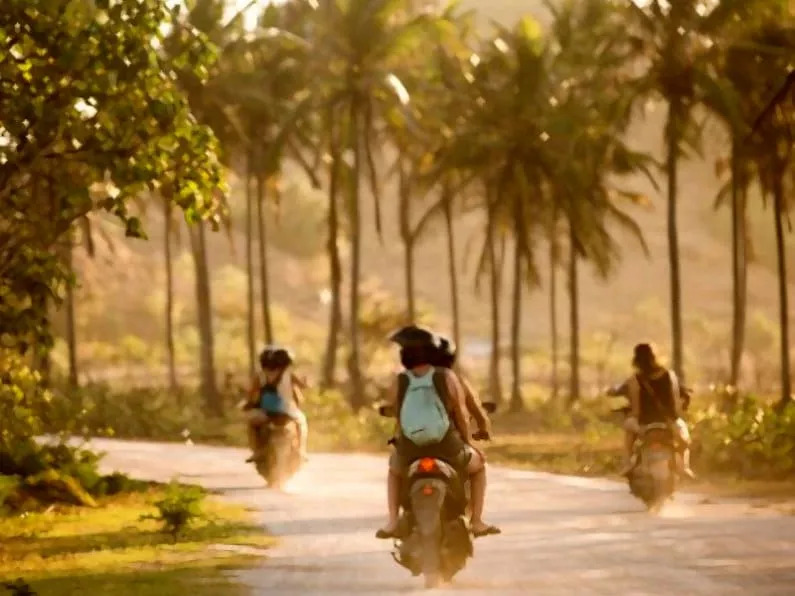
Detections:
91,439,795,595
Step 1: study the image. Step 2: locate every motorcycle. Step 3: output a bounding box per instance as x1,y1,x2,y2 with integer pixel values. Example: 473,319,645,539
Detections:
629,423,676,512
606,382,681,512
378,401,497,589
253,412,301,489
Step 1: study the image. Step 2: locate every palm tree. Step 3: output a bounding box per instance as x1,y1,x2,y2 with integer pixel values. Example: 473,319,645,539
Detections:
309,0,438,408
718,4,794,393
163,0,251,414
548,0,653,403
485,196,505,405
623,0,761,380
436,18,559,407
321,106,344,388
63,234,78,389
163,198,180,390
566,225,580,404
244,161,257,378
746,21,795,408
255,172,274,344
547,207,561,401
189,220,222,416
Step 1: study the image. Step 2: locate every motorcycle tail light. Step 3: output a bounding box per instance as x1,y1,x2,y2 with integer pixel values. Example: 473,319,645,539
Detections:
418,458,437,473
422,485,434,496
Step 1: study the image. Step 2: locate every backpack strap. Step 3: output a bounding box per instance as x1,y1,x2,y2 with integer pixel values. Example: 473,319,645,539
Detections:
262,368,287,394
395,372,410,414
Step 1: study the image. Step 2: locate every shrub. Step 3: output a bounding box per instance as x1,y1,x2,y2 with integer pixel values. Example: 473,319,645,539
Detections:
692,396,795,480
304,388,393,452
141,481,206,542
0,350,51,460
0,475,21,514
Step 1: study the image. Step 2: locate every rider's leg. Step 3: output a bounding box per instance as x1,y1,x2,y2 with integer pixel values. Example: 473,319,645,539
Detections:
377,453,402,538
292,409,309,461
467,448,499,536
245,409,268,462
672,418,696,479
619,417,639,476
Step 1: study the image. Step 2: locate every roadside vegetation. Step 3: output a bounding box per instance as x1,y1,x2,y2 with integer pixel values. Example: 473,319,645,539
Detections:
0,483,273,595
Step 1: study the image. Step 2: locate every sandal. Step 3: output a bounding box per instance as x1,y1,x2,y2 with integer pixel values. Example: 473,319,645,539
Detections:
376,522,400,539
472,524,501,538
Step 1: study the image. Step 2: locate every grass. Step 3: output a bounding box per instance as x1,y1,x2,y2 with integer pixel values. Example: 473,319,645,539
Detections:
21,566,249,596
0,488,275,594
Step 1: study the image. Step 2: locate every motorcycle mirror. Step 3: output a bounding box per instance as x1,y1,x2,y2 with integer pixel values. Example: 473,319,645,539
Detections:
482,401,497,414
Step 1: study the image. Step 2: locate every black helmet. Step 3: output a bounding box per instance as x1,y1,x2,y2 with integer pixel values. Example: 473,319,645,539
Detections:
435,335,457,368
388,325,440,349
389,325,442,370
259,345,294,370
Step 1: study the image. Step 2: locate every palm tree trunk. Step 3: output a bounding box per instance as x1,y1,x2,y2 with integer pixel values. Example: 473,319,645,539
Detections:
64,238,78,389
549,216,559,402
568,228,580,405
510,237,524,412
773,178,791,409
486,196,503,404
443,184,461,355
404,239,416,322
666,102,684,380
729,141,747,390
189,221,221,417
346,98,364,409
33,298,52,387
322,131,343,389
399,161,416,322
256,174,274,344
164,199,178,391
244,160,256,379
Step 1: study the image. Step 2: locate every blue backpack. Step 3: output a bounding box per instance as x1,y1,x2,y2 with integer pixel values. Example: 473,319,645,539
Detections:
259,371,291,415
397,368,451,446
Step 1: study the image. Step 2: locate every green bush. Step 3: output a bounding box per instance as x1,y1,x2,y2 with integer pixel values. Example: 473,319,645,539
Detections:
141,481,206,542
0,350,51,460
692,397,795,480
43,383,202,442
0,475,22,514
304,388,393,452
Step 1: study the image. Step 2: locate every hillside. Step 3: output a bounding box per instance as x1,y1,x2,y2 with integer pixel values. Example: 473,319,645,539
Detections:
60,0,794,385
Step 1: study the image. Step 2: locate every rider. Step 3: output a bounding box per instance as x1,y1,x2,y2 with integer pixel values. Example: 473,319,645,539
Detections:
619,343,695,479
376,326,499,539
245,346,309,463
433,337,492,442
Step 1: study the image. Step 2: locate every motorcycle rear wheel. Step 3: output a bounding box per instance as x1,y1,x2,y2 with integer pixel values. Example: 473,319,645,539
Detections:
421,532,442,589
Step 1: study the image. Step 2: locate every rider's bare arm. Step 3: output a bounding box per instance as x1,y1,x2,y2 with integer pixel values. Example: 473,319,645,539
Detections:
291,373,309,390
461,377,491,435
667,370,683,418
442,369,471,444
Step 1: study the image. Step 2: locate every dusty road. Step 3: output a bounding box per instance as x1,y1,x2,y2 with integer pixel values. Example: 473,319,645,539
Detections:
91,438,795,595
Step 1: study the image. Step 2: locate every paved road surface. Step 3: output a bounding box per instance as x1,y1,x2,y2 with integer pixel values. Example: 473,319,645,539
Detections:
91,439,795,595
